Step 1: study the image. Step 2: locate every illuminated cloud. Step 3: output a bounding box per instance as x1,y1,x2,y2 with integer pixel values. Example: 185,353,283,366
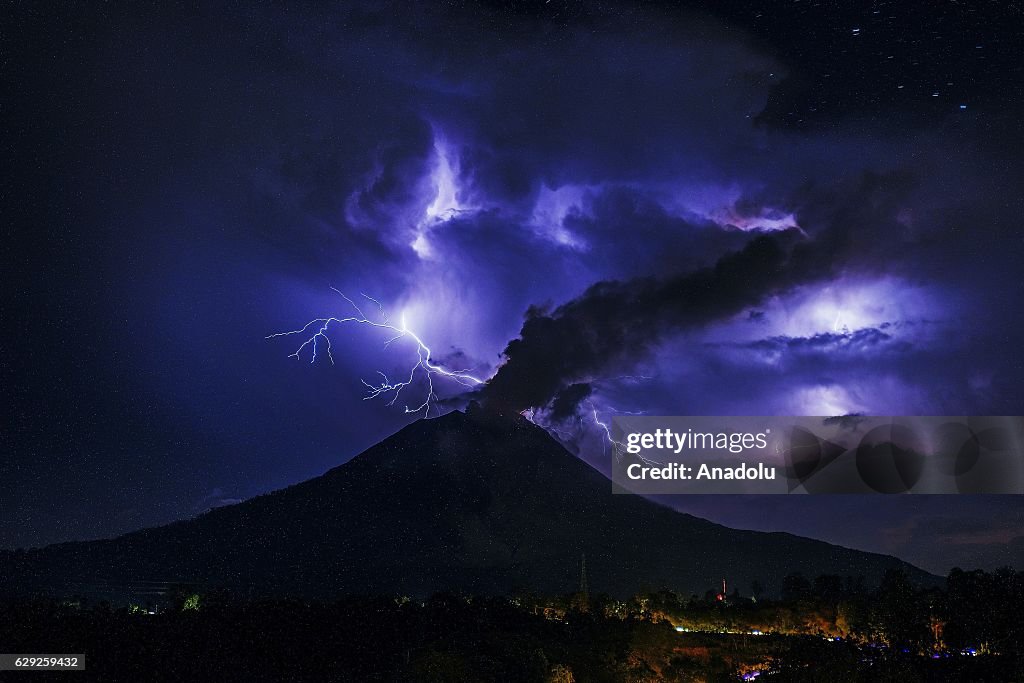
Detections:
413,132,478,259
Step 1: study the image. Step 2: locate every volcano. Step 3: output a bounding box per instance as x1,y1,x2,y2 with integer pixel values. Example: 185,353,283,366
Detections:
1,408,936,601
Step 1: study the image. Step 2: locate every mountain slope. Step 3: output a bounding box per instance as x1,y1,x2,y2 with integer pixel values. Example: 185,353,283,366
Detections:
1,408,937,600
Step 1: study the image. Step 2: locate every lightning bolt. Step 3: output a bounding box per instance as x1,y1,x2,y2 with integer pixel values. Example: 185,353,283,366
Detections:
267,290,485,417
585,400,662,466
526,371,662,466
587,401,624,456
270,295,656,463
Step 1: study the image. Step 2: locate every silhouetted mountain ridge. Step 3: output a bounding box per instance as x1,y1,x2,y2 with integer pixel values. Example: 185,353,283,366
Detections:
1,409,937,600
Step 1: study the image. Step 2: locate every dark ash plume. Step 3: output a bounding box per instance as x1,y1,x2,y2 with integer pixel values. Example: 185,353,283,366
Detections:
481,233,794,412
479,171,917,414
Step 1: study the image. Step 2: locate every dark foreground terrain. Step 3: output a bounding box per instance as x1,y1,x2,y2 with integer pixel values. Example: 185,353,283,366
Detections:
1,566,1020,682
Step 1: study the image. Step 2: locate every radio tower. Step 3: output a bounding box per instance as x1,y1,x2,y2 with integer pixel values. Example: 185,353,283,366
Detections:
580,553,589,599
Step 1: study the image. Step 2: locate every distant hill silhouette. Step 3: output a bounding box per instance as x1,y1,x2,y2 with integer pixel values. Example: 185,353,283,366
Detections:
0,408,937,601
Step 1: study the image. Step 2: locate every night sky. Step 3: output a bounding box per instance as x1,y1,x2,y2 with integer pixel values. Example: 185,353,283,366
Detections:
5,1,1024,576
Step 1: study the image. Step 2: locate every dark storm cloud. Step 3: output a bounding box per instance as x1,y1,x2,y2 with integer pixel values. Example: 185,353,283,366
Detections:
822,415,869,431
549,383,593,422
560,186,757,278
480,170,925,413
737,326,907,358
342,117,436,239
6,0,1023,566
481,234,791,412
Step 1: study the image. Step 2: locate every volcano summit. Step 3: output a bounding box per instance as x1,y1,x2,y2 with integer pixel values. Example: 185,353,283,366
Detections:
1,409,935,602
